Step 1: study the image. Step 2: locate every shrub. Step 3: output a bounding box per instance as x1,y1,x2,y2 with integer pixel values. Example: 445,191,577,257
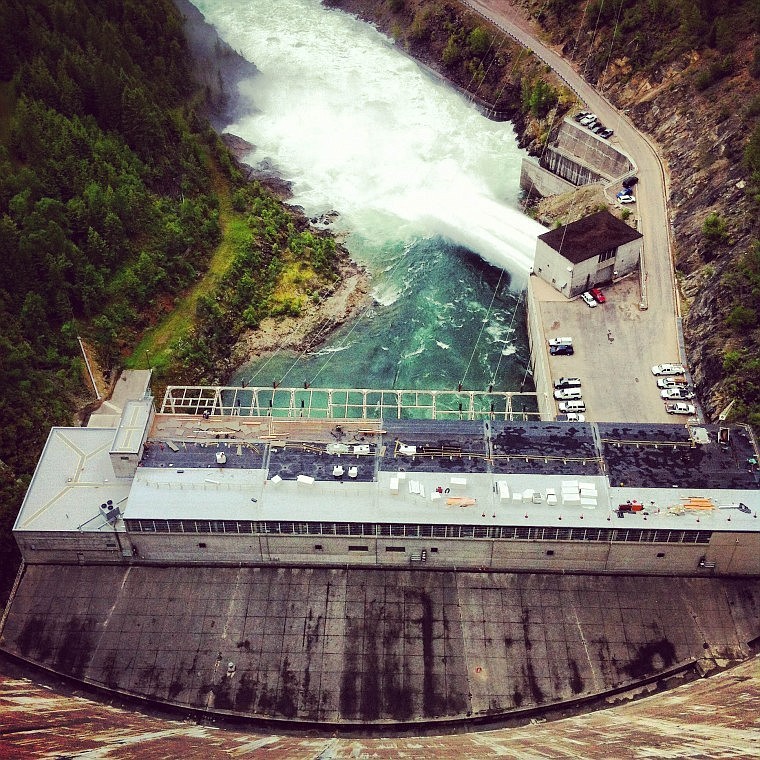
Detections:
442,35,461,67
468,27,491,57
725,305,757,329
694,55,734,91
702,212,729,243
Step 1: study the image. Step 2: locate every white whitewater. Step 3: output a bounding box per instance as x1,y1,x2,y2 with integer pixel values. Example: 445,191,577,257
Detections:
192,0,543,277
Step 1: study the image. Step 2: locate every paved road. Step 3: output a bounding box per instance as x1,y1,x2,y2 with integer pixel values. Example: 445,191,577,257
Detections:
464,0,686,422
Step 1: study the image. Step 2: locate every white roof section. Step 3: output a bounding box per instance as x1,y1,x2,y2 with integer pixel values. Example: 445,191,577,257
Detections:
14,427,130,533
121,467,760,533
111,399,152,454
124,466,265,521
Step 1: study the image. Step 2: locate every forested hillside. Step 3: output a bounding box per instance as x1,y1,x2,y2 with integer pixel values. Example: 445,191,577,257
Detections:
0,0,342,603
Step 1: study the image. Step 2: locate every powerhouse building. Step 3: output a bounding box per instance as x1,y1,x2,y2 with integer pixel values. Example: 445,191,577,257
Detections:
534,210,642,297
13,385,760,577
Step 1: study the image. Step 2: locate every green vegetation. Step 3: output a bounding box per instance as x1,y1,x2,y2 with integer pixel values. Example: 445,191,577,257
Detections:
0,0,340,603
702,212,730,244
521,78,559,118
694,55,734,91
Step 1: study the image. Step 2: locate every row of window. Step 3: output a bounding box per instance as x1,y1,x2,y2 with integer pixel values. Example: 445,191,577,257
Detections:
124,519,712,544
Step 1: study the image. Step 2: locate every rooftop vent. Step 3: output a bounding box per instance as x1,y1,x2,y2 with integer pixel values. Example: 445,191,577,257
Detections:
99,500,121,524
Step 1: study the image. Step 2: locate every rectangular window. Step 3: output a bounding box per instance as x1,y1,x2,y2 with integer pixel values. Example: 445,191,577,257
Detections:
430,547,438,553
386,546,405,552
314,544,323,551
198,542,207,548
348,545,368,552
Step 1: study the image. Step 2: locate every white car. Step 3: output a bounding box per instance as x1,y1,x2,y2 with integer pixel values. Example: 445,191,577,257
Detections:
666,402,696,415
557,412,586,422
657,378,688,388
620,195,636,204
558,401,586,413
661,388,695,400
652,363,686,376
554,388,582,400
553,377,582,389
548,336,573,347
580,291,598,308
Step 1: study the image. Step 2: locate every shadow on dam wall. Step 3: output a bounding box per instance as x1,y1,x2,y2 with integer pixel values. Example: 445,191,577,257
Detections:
2,563,759,727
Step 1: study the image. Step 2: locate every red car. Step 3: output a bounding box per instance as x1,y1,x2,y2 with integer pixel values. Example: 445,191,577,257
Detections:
590,288,606,304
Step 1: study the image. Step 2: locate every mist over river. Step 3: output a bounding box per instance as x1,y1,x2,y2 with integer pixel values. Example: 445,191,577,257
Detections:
192,0,545,392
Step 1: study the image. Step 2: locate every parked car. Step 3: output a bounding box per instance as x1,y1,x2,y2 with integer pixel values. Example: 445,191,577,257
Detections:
652,363,686,376
558,400,586,413
580,291,598,308
592,124,606,134
666,402,696,415
657,377,688,388
623,176,638,188
550,343,574,356
574,111,590,121
554,388,582,400
580,114,597,125
553,377,582,389
600,129,613,139
556,412,586,422
590,287,606,304
620,195,636,204
548,336,573,347
661,388,695,400
617,189,632,199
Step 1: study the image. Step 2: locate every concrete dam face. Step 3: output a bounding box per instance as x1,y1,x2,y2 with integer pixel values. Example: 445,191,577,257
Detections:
3,563,759,725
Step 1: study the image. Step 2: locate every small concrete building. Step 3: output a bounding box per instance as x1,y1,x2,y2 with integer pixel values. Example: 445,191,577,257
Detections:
534,210,642,297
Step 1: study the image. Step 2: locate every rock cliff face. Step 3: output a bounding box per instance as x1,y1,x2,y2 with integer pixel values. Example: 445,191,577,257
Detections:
174,0,259,129
592,40,759,417
325,0,760,421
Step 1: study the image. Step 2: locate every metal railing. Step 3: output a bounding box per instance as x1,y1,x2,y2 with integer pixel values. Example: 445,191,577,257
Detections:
160,386,540,421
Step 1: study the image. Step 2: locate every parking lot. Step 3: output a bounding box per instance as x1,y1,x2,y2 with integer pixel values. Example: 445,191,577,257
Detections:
531,275,685,423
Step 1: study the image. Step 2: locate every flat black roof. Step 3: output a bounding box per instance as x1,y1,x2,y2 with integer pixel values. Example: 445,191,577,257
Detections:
140,421,760,491
599,423,760,489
